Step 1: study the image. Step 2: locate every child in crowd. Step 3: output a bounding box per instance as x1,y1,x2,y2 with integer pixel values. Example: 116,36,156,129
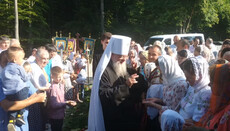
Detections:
47,66,76,131
0,47,29,131
62,52,75,100
23,62,36,93
71,52,80,67
76,56,87,99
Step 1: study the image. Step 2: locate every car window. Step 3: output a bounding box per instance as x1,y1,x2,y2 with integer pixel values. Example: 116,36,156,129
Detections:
182,36,203,44
144,38,163,46
164,38,171,45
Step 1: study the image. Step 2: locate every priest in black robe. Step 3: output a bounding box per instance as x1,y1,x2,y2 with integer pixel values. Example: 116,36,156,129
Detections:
99,60,147,131
88,35,147,131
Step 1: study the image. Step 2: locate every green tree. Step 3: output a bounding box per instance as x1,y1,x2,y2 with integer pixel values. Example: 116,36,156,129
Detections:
0,0,49,49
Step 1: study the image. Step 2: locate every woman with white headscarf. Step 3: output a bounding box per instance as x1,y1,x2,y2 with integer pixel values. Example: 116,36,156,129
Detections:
153,41,166,55
160,56,211,131
134,43,144,55
143,55,189,112
126,49,140,70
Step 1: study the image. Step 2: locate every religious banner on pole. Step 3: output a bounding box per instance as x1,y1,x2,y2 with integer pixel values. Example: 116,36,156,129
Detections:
83,37,96,56
67,38,76,54
54,37,67,53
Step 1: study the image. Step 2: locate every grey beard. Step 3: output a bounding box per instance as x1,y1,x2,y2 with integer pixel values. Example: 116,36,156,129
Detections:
112,61,127,77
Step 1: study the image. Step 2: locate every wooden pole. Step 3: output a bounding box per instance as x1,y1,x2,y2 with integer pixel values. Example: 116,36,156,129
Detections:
100,0,104,33
76,33,80,51
15,0,19,40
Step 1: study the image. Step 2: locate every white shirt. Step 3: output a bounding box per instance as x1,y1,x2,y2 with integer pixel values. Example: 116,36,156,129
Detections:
210,43,217,52
170,44,177,59
179,86,211,122
30,62,49,89
189,45,195,53
27,55,36,63
76,67,87,84
52,54,63,68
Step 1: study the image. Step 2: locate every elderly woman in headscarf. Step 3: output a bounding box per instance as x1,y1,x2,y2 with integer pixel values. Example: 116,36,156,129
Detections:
160,56,212,131
143,55,189,113
197,62,230,131
134,43,144,56
126,49,140,70
138,51,149,78
153,41,166,55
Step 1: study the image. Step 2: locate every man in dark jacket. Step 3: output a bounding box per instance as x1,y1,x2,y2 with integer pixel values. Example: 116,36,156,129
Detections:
92,32,112,76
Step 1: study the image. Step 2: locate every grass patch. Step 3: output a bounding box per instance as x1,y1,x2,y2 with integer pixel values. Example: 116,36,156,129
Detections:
63,86,91,131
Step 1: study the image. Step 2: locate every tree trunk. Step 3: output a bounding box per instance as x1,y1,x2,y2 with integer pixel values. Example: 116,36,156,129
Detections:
15,0,19,40
100,0,104,33
185,7,194,33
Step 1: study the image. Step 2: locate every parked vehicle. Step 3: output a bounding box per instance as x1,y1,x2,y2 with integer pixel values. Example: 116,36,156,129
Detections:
143,33,205,49
213,41,222,52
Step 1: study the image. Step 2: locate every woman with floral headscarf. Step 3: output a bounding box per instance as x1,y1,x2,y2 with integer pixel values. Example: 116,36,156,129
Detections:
144,63,163,119
160,56,212,131
143,55,188,112
144,62,164,130
197,63,230,131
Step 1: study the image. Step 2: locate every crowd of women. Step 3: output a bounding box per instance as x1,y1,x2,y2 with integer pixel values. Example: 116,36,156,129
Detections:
126,37,230,131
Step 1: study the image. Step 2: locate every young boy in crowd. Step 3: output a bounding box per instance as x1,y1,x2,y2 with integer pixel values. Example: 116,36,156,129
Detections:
0,47,29,131
47,66,76,131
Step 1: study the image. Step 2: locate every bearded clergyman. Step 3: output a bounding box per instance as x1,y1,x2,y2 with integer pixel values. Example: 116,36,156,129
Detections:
88,35,148,131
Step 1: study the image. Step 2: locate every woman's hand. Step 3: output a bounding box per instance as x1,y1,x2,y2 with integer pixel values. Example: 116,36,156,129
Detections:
33,91,47,103
66,100,77,106
142,98,163,110
183,119,194,129
142,98,156,107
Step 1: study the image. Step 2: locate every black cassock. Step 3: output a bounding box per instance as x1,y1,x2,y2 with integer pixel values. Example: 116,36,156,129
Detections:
99,61,148,131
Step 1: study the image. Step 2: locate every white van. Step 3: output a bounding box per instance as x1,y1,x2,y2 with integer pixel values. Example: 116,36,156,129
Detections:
143,33,205,48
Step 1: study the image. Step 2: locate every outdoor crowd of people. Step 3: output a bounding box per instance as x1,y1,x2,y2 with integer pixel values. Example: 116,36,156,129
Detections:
89,33,230,131
0,36,89,131
0,32,230,131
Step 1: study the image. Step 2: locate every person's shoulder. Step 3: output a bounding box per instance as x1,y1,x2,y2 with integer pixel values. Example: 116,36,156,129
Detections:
30,62,39,69
4,63,20,72
199,86,211,95
175,79,188,87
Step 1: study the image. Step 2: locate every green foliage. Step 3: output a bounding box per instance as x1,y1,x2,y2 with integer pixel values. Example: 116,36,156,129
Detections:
1,0,230,47
63,89,91,131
